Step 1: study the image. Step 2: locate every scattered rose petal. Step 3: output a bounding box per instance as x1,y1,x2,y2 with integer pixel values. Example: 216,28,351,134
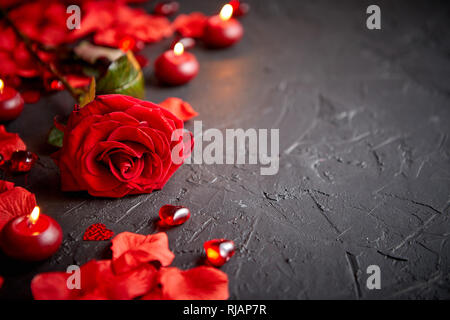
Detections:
135,54,149,68
0,126,26,161
83,223,114,241
142,266,229,300
67,75,92,89
111,232,175,274
0,180,36,232
159,97,198,121
31,259,158,300
21,90,41,104
172,12,208,38
71,1,173,48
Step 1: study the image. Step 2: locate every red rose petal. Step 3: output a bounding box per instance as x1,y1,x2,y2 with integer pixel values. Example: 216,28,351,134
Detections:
135,54,149,68
0,180,14,193
0,180,36,232
143,266,229,300
172,12,208,38
21,90,41,104
67,75,92,89
159,97,198,121
92,260,158,300
0,276,3,289
32,259,158,300
111,232,175,274
31,272,73,300
83,223,114,241
0,126,27,161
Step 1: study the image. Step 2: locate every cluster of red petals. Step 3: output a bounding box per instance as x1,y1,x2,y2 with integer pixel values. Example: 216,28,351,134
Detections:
31,231,229,300
0,180,36,233
0,125,26,161
71,1,173,49
0,29,50,80
159,97,198,121
172,12,208,39
0,2,91,89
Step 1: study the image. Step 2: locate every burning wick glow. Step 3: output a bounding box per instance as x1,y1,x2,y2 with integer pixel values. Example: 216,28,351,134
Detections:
220,4,233,21
28,206,40,225
0,79,4,94
173,42,184,56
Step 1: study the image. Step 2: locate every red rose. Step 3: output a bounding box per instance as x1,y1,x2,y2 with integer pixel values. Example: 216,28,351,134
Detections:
52,95,192,198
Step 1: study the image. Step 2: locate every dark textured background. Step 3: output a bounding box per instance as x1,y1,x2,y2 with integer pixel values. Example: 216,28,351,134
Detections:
1,0,449,299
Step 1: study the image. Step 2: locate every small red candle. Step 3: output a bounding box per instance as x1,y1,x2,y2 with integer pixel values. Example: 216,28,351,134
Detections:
154,42,199,86
0,206,62,261
203,4,243,48
0,79,24,122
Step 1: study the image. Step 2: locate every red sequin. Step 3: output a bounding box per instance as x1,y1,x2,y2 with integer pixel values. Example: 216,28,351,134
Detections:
9,150,38,173
83,223,114,241
204,239,235,267
159,205,190,226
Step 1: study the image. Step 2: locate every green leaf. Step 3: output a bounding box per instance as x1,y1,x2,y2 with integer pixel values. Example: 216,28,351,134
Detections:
78,77,96,108
96,51,145,99
48,126,64,148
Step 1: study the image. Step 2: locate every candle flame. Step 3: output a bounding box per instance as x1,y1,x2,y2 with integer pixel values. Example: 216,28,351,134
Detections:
28,206,40,225
220,4,233,21
173,42,184,56
0,79,4,93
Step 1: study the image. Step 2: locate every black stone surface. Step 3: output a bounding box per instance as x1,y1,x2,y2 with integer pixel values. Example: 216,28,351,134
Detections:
0,0,449,299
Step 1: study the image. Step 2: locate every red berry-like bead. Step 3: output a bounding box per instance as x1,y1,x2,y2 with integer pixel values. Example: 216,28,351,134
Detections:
9,150,38,173
204,239,235,267
159,205,191,226
154,1,179,16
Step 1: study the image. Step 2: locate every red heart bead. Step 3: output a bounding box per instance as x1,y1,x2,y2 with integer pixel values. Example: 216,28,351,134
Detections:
204,239,235,267
159,204,191,227
9,150,38,173
83,223,114,241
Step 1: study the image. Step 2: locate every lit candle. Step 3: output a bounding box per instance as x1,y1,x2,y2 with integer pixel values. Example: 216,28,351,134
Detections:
154,42,199,85
0,206,63,261
0,79,24,122
203,4,243,48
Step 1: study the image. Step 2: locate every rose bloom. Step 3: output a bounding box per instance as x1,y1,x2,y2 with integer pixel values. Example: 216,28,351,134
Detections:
52,95,192,198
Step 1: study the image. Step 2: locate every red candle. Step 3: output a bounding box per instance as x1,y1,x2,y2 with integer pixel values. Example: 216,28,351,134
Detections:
0,79,24,122
154,42,199,86
0,206,62,261
203,4,243,48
